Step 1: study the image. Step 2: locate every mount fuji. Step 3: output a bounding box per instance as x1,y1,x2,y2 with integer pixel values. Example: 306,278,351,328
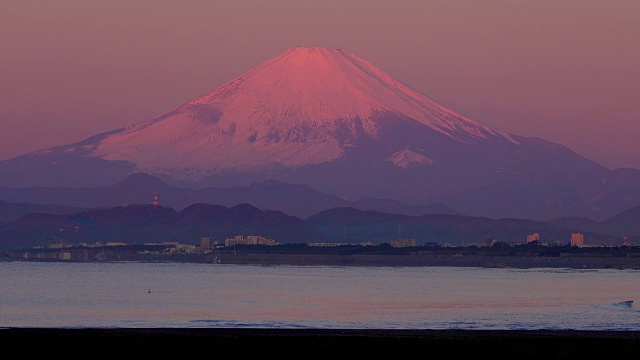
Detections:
0,47,606,209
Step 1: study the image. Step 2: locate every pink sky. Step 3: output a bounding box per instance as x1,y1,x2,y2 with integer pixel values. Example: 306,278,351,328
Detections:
1,0,638,169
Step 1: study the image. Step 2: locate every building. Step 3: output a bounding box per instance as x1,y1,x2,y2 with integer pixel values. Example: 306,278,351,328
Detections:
527,233,540,243
225,235,277,246
200,237,212,250
170,244,197,254
246,235,276,245
570,233,584,247
48,241,74,249
309,242,350,247
390,238,417,248
466,241,491,248
198,237,215,254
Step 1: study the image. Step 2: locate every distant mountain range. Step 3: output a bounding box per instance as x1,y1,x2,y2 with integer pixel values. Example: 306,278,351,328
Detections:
1,199,637,251
441,167,640,221
3,46,637,222
0,172,462,220
2,168,640,223
0,203,324,251
308,207,639,247
0,200,87,223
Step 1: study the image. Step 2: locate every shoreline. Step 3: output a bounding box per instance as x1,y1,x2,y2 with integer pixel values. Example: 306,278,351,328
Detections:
5,252,640,269
209,253,640,269
7,243,640,269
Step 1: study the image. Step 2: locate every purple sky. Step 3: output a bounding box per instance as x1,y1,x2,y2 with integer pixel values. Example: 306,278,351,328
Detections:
1,0,638,169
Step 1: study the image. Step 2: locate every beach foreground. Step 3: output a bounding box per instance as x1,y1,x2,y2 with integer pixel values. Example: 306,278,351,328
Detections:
4,328,639,358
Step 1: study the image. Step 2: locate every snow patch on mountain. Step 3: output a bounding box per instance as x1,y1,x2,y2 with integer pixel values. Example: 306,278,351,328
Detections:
388,149,434,168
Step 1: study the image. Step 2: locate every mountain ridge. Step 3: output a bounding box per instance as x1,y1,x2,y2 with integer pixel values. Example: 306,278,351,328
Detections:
2,201,638,251
0,173,460,220
0,203,325,250
0,46,625,220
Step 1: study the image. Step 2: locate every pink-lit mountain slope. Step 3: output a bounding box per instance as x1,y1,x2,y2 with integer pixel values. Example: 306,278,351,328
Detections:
91,46,516,172
0,47,605,208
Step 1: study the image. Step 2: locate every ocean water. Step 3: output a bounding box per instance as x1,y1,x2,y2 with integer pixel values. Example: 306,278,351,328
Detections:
1,261,639,330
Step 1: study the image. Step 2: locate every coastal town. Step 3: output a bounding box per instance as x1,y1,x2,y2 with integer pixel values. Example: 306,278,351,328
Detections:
4,230,640,269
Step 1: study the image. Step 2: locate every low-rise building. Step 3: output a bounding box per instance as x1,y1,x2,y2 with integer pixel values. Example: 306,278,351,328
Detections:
466,241,491,248
170,244,198,254
309,242,350,247
225,235,277,246
390,238,417,248
105,242,128,247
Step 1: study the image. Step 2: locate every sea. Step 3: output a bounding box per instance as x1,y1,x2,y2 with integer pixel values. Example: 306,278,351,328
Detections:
1,261,639,330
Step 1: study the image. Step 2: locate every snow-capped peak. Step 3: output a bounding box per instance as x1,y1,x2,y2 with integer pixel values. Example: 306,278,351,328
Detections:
191,46,510,138
91,46,517,176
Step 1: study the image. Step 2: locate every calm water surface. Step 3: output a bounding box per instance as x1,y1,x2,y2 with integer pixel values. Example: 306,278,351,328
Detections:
1,261,639,330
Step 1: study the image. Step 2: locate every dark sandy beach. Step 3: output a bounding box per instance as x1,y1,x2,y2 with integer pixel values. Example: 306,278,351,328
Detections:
3,327,640,358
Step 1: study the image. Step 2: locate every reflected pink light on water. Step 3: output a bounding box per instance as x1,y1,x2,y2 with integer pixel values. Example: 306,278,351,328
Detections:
3,263,639,329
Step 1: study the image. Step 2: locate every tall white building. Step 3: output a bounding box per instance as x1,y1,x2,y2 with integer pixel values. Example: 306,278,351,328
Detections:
570,233,584,247
526,233,540,243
